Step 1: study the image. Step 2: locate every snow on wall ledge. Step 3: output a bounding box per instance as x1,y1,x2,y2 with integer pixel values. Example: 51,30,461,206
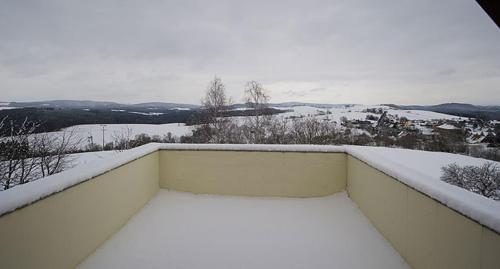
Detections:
0,143,499,234
346,146,500,234
0,144,161,218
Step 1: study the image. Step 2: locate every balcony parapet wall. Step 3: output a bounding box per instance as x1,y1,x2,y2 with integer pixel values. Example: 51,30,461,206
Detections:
0,143,498,268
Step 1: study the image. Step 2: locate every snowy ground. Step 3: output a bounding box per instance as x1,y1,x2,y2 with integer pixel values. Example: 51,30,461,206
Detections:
0,106,19,110
79,190,409,269
37,123,193,149
272,105,464,122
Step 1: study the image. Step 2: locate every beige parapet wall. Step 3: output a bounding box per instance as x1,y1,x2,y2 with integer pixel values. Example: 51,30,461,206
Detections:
0,152,159,269
159,150,347,197
347,155,500,269
0,145,498,269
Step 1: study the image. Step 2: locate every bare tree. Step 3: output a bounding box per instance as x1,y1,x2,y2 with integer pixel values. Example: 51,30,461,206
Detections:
243,80,270,143
0,118,39,190
200,76,233,143
289,117,337,144
112,125,134,150
163,132,177,143
266,117,290,144
244,81,269,111
35,128,79,178
0,117,82,191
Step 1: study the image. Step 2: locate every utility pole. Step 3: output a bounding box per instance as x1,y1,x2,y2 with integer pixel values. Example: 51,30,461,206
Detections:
100,124,107,150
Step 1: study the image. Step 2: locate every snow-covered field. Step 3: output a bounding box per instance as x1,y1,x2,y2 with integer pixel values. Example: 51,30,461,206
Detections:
0,106,18,110
273,104,464,122
44,123,193,149
79,190,409,269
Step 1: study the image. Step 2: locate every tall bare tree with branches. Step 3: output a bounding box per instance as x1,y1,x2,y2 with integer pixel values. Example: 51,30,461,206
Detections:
200,76,233,143
243,80,270,143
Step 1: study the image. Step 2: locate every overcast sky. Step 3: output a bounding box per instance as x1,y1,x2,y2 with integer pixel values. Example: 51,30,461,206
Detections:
0,0,499,105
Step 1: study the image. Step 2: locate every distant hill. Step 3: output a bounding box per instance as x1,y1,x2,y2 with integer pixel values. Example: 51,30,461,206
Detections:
395,103,500,120
4,100,356,110
3,100,500,120
6,100,199,110
8,100,121,108
230,102,354,109
268,102,355,109
133,102,199,109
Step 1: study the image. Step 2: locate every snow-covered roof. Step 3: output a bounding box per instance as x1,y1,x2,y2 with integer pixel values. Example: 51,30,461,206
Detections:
0,143,499,234
436,123,459,130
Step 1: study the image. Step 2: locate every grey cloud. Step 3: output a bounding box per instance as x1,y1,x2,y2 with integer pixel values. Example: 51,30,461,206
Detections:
436,68,457,77
282,90,308,98
0,0,499,104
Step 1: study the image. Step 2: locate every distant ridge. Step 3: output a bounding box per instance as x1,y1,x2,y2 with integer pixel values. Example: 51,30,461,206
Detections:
268,102,355,109
3,100,500,120
8,100,120,108
7,100,198,110
133,102,199,109
5,100,356,110
230,102,355,109
395,103,500,120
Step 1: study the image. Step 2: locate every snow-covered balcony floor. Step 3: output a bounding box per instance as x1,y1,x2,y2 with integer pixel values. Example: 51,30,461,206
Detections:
79,190,409,269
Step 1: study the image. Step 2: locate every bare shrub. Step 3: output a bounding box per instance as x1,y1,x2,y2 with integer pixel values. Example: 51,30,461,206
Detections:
0,118,39,189
441,162,500,200
35,128,79,177
112,125,134,150
468,147,500,162
0,117,79,190
289,117,337,144
265,117,290,144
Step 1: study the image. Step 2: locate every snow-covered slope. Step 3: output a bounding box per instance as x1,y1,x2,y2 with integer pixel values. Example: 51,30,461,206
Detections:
0,106,19,110
273,104,464,122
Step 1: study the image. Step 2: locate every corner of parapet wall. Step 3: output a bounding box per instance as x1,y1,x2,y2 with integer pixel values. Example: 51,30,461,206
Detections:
0,151,161,268
344,155,500,269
